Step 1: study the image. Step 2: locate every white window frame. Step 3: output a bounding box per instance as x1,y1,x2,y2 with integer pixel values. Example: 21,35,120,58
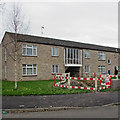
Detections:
85,50,90,58
22,64,37,76
52,47,59,56
22,44,37,56
85,65,90,73
52,65,59,74
98,66,106,74
98,52,106,60
65,48,82,66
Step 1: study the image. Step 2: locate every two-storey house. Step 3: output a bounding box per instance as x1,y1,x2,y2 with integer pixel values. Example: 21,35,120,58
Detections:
1,32,120,81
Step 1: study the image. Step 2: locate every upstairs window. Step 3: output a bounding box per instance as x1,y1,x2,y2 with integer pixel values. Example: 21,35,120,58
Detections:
65,48,82,65
108,58,111,64
52,47,59,56
85,50,90,58
22,44,37,56
114,53,117,58
98,52,105,60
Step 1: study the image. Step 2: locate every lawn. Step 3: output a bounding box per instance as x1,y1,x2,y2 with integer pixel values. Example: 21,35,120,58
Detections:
2,80,93,96
2,80,119,96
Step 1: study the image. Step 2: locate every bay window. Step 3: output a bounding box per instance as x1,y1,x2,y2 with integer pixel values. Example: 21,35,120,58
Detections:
65,48,82,66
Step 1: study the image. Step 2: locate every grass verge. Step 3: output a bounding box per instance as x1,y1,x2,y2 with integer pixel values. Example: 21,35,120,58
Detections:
2,80,120,96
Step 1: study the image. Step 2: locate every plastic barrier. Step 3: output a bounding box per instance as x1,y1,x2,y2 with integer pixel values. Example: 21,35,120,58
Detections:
54,73,112,91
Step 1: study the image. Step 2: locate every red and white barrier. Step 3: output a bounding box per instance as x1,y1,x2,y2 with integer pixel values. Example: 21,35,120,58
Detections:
101,82,110,86
99,86,110,90
56,76,104,81
99,74,118,78
55,83,95,90
54,73,112,91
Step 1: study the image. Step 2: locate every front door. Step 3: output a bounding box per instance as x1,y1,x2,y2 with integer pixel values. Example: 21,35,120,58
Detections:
108,70,110,75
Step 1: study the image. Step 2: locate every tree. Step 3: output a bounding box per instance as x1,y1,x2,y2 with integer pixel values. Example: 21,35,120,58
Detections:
0,1,5,39
3,2,30,89
0,1,5,12
7,3,30,33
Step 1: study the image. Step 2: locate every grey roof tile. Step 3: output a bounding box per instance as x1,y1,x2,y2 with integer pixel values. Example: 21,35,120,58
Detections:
5,32,120,53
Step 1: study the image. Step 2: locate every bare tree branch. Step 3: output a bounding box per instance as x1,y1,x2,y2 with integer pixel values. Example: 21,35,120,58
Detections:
3,2,30,89
0,1,5,12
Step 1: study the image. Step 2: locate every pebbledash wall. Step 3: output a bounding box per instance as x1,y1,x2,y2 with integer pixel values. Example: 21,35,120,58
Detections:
1,32,120,81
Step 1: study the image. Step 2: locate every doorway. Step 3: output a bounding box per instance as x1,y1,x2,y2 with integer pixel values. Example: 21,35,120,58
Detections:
65,67,80,77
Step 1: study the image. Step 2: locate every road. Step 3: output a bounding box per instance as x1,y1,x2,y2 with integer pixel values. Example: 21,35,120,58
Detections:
2,91,119,109
3,105,119,118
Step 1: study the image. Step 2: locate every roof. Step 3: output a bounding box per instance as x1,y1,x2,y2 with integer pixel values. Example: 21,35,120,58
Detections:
3,32,120,53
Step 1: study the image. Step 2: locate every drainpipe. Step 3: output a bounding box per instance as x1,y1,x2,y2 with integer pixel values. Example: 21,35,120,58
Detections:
106,53,107,74
82,49,83,77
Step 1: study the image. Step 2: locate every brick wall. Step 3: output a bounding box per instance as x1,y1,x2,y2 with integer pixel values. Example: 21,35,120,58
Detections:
83,49,118,76
2,33,119,81
18,42,65,81
2,33,16,81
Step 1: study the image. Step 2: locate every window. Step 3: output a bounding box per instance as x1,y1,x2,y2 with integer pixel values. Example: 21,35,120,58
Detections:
85,65,89,73
114,53,117,58
65,48,82,65
98,66,105,74
22,64,37,75
108,58,111,64
52,65,59,73
98,52,105,60
85,50,90,58
52,47,59,56
22,44,37,56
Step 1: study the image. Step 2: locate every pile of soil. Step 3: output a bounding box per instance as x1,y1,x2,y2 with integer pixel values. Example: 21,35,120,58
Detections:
70,80,101,87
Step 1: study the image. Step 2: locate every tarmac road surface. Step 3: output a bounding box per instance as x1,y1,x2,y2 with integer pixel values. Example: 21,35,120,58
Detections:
2,91,119,109
2,105,119,118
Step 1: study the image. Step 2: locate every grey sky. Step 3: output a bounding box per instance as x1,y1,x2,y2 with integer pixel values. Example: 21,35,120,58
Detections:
1,1,118,48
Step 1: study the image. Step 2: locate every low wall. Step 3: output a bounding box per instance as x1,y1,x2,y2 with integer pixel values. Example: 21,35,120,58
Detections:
111,79,120,89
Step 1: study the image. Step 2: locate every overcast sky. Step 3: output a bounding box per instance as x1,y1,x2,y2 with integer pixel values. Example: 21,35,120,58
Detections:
1,1,118,48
